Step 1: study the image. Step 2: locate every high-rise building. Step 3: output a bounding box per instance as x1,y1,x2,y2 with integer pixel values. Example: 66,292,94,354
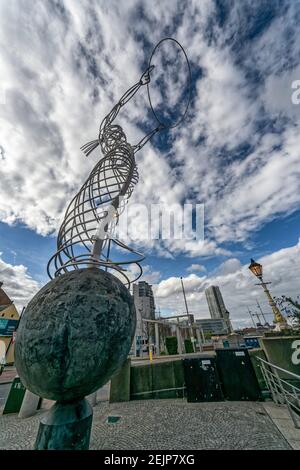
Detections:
205,286,233,333
133,281,156,321
205,286,226,319
132,281,156,356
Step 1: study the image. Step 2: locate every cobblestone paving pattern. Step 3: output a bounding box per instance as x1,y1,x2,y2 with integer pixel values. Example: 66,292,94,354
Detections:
0,400,291,450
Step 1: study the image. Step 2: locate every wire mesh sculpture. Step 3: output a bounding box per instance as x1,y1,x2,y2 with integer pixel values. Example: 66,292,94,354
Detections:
47,38,191,286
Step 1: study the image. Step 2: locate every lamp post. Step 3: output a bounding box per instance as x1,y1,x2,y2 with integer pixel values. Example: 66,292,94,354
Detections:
180,277,196,352
248,258,287,331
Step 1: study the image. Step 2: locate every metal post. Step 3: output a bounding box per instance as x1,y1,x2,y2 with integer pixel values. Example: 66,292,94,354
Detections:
200,327,205,343
149,344,153,362
195,328,202,352
254,312,261,325
260,281,287,327
248,307,256,328
189,325,196,352
260,363,280,404
176,326,183,354
180,277,189,315
270,366,299,427
154,322,160,356
256,356,300,429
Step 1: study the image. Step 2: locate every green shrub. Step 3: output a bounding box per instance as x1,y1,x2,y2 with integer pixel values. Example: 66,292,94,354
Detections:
184,338,194,353
204,332,212,340
165,336,178,355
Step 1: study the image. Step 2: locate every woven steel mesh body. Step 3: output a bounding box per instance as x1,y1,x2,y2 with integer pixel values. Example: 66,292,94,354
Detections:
47,38,190,286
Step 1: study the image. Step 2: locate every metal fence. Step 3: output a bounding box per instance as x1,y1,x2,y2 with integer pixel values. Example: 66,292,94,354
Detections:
256,356,300,429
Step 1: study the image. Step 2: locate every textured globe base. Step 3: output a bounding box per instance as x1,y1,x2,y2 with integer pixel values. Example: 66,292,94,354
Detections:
15,268,136,402
35,398,92,450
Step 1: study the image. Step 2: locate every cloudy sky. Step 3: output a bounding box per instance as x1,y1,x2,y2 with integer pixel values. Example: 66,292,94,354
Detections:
0,0,300,328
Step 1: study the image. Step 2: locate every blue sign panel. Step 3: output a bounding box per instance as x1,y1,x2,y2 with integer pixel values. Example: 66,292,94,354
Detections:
244,337,260,349
0,319,19,336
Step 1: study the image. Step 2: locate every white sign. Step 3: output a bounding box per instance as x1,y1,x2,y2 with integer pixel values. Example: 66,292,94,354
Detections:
291,339,300,365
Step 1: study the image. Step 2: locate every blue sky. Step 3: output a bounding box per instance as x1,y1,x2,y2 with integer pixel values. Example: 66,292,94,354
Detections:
0,0,300,327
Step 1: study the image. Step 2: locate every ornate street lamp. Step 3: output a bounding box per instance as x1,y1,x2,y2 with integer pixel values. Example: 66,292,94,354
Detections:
248,258,287,331
248,259,263,280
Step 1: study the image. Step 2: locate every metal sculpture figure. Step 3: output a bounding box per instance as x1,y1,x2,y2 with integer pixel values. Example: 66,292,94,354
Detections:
47,38,191,286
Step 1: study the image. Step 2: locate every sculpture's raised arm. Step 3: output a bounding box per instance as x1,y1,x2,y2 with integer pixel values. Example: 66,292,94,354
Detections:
81,65,155,157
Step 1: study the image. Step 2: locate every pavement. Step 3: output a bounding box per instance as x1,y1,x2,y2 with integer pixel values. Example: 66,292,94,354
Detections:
0,366,17,385
0,367,297,450
0,367,17,408
0,399,292,450
0,383,11,408
263,402,300,450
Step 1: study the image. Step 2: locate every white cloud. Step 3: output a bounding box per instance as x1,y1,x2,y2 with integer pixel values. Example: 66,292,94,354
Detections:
0,255,41,312
0,1,299,273
138,265,161,285
154,239,300,328
186,263,206,273
127,263,161,287
215,258,242,275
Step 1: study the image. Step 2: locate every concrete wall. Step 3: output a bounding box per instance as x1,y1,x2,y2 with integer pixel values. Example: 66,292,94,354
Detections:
109,359,131,403
259,336,300,382
248,348,268,390
130,361,185,400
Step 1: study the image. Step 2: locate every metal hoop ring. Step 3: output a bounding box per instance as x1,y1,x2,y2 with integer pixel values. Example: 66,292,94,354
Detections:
147,37,192,129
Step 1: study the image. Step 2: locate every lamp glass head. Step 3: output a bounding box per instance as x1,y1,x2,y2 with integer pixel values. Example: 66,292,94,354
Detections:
248,258,263,279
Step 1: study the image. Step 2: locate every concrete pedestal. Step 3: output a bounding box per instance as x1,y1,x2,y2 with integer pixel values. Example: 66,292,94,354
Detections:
18,390,40,418
35,398,93,450
87,391,97,407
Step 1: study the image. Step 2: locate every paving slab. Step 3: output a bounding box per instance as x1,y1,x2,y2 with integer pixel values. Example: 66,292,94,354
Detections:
263,402,300,450
0,399,292,450
289,440,300,450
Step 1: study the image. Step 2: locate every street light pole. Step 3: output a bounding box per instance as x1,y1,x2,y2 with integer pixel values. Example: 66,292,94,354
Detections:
180,277,189,316
248,259,287,331
180,277,195,352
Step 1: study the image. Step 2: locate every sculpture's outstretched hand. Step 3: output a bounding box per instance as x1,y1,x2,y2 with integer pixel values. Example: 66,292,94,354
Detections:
139,65,155,85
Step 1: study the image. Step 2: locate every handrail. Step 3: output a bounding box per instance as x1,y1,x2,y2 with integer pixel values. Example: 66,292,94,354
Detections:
256,355,300,429
256,356,300,380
